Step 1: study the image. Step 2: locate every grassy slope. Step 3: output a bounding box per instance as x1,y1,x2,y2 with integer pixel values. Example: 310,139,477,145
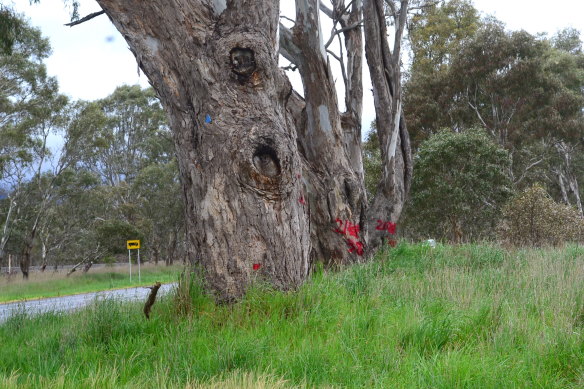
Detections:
0,265,182,303
1,244,584,388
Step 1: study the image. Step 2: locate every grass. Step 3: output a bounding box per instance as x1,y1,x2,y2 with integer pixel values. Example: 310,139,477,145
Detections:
2,243,584,388
0,264,182,303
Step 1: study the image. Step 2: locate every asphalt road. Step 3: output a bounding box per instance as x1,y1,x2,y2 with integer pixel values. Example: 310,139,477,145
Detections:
0,283,176,324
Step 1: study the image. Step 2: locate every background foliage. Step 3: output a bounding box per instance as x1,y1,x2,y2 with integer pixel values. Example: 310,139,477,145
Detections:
499,185,584,247
404,129,512,243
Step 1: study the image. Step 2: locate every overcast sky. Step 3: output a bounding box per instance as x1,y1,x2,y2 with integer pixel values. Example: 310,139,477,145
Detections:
11,0,584,130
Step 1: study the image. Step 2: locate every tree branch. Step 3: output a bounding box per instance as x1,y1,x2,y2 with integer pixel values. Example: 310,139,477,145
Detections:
406,1,439,13
64,10,105,27
514,158,544,185
279,15,296,24
392,0,409,63
324,20,364,49
385,0,398,18
320,2,334,18
279,23,301,65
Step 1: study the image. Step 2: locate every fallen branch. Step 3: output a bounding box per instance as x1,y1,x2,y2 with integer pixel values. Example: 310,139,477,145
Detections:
143,282,162,319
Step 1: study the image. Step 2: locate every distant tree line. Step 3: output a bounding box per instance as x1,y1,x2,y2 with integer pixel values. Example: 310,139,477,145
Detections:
3,0,584,282
0,16,185,277
365,0,584,245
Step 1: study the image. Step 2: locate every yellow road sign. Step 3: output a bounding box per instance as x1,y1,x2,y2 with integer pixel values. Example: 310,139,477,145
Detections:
127,240,140,250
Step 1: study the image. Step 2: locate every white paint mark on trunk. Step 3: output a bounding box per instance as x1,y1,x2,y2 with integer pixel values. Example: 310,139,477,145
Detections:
144,36,160,54
318,105,332,132
211,0,227,15
306,103,315,135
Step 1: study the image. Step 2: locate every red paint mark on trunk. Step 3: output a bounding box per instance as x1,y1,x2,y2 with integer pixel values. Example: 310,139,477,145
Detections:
334,219,365,256
376,220,396,234
346,239,364,256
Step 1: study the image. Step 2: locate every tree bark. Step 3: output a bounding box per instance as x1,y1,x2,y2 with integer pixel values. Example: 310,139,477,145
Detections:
555,141,583,215
96,0,310,301
40,237,47,272
0,197,16,267
95,0,410,300
20,245,31,279
82,261,93,273
152,246,159,266
363,0,413,250
166,230,177,266
289,0,367,265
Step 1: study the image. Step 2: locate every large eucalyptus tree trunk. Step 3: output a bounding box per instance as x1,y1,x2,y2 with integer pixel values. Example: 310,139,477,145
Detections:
363,0,413,250
96,0,411,301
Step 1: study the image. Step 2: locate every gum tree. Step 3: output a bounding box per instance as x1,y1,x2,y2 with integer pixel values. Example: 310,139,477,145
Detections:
21,0,417,300
0,15,71,277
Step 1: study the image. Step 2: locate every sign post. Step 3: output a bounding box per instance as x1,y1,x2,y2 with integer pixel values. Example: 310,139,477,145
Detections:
137,248,141,282
126,240,141,282
128,249,132,281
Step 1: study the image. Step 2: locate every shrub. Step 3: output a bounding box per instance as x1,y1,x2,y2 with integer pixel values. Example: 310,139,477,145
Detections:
498,185,584,247
404,129,513,243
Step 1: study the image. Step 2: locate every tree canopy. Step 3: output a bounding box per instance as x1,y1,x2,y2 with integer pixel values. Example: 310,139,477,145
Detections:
405,0,584,215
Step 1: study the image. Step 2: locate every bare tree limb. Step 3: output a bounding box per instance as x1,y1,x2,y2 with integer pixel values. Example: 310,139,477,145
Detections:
64,10,105,27
467,86,491,135
279,15,296,24
405,1,439,13
279,23,301,65
514,158,544,185
392,0,409,63
320,2,334,18
385,0,398,18
336,33,349,92
364,0,412,249
324,20,363,49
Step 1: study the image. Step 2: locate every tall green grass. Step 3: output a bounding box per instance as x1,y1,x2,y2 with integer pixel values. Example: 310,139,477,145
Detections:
1,243,584,388
0,264,182,302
